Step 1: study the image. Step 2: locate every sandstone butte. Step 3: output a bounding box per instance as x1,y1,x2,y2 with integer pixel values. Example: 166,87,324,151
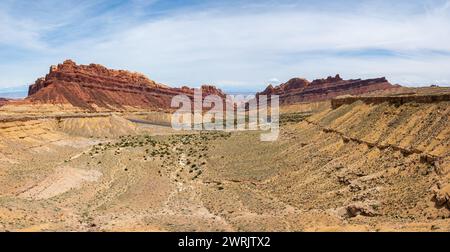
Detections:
257,74,396,104
25,59,225,111
1,60,398,111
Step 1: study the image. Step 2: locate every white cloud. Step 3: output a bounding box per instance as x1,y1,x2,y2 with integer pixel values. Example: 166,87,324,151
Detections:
1,0,450,91
74,4,450,88
0,10,46,50
267,78,281,86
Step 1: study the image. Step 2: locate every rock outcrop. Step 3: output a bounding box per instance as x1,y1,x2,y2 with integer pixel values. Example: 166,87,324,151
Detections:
257,74,395,104
27,60,225,111
331,93,450,109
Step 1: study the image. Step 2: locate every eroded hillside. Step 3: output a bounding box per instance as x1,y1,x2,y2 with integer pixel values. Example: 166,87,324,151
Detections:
0,97,449,231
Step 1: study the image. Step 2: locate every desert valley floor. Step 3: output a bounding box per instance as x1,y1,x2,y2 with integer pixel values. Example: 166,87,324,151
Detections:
0,98,449,231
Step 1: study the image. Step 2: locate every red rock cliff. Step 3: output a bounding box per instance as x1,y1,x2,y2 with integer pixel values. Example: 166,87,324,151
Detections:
257,74,395,104
27,60,225,111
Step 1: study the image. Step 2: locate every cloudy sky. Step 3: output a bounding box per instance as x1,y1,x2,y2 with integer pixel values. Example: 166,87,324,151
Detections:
0,0,450,97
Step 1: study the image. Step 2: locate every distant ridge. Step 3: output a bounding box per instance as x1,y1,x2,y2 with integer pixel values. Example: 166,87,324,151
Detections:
257,74,395,104
0,86,28,99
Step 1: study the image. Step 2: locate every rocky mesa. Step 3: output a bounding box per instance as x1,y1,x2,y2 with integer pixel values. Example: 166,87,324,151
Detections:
26,60,225,111
258,74,395,104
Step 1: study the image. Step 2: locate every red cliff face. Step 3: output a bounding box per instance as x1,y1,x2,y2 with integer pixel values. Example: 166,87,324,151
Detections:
258,74,395,104
261,78,310,96
27,60,225,111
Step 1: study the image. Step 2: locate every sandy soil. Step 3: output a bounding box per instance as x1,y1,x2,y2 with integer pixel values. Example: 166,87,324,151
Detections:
0,101,449,232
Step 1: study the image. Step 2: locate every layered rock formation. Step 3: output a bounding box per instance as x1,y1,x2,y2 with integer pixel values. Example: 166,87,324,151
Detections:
331,93,450,109
258,74,395,104
27,60,225,111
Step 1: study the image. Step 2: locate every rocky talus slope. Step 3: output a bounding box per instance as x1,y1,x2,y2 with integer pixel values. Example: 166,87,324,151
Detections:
199,99,449,230
284,99,450,217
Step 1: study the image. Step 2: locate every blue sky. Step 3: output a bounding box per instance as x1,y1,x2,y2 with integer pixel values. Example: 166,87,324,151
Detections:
1,0,450,97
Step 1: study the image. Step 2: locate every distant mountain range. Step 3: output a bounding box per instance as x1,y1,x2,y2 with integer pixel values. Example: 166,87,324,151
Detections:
0,86,28,99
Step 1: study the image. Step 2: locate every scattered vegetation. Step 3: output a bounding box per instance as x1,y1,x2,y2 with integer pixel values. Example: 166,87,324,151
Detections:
279,112,312,125
86,131,231,181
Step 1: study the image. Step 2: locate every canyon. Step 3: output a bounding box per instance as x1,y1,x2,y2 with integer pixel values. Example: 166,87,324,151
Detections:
0,61,449,231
